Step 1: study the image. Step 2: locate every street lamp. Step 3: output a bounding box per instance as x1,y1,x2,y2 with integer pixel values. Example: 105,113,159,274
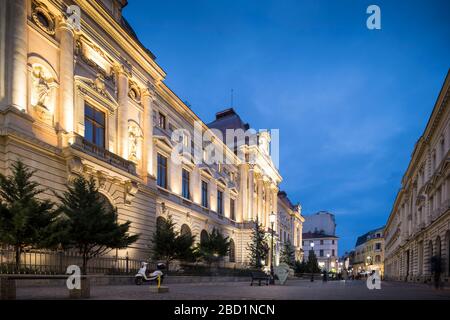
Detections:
327,253,330,272
269,212,277,284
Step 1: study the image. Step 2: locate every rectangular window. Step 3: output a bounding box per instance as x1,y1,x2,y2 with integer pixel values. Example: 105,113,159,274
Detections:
332,249,335,256
158,112,166,130
230,198,236,220
217,190,223,215
320,240,324,245
375,243,381,250
84,104,105,148
201,181,209,208
182,169,190,199
320,250,324,257
157,154,168,189
332,240,335,245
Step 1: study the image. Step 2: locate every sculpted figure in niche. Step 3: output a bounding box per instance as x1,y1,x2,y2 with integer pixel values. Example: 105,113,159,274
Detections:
31,65,57,110
128,122,143,163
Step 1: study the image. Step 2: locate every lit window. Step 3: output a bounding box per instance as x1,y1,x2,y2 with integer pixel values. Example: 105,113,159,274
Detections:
157,154,168,189
84,104,105,148
201,181,209,208
158,112,166,130
217,190,223,215
182,169,190,199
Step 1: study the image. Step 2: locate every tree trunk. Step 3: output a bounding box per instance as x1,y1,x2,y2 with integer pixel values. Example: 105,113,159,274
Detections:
82,255,88,275
14,246,21,273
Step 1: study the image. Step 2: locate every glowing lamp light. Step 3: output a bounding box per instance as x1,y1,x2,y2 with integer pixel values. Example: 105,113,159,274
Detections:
269,212,276,224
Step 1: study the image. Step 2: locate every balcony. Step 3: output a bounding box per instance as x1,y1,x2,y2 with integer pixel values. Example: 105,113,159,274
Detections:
70,135,137,175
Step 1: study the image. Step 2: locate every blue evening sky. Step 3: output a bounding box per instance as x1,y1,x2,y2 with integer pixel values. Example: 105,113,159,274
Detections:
124,0,450,254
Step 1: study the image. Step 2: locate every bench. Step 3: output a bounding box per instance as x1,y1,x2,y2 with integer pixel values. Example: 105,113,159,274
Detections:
0,274,90,300
250,271,270,286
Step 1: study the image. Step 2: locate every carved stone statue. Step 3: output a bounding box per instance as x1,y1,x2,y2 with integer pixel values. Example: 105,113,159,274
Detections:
128,121,143,163
31,65,57,109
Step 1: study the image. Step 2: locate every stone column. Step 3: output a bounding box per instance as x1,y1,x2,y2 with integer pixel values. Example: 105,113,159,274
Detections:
238,164,247,222
257,176,263,224
8,0,27,111
116,68,129,159
272,185,278,231
248,165,255,222
264,182,271,228
142,87,155,181
57,20,75,136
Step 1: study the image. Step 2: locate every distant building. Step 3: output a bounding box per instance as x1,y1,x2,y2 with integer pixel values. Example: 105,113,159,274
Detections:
353,227,385,277
302,211,339,271
303,211,336,236
303,231,339,271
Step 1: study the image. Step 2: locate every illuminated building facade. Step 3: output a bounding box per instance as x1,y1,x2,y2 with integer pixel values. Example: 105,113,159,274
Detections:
352,227,385,277
0,0,304,267
384,72,450,282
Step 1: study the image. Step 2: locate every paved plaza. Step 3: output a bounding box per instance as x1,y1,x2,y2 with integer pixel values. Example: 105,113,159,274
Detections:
15,279,450,300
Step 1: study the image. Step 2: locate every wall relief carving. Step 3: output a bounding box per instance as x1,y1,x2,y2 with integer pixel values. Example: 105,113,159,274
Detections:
30,63,58,124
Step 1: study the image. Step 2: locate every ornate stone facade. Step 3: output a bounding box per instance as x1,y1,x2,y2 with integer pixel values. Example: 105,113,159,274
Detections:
384,71,450,282
0,0,304,267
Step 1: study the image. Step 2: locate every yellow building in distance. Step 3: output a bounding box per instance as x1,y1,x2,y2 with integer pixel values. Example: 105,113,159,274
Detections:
353,227,385,277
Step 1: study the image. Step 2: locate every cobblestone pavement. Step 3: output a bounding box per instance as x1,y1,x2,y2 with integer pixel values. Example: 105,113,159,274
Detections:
16,279,450,300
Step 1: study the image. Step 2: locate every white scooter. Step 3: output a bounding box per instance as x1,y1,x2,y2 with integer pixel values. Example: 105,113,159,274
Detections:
135,262,165,285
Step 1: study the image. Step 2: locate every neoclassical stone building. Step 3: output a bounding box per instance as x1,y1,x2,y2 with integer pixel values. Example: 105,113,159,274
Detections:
384,71,450,282
0,0,304,267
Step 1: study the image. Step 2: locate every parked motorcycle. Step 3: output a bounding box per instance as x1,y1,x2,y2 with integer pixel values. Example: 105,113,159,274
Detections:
135,262,165,285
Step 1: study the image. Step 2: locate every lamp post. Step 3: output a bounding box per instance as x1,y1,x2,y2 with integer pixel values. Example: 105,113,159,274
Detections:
269,212,277,285
327,253,330,272
310,242,315,282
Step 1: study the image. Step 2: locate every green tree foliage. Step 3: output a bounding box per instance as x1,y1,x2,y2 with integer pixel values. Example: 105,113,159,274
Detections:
280,240,296,267
0,160,58,270
195,228,230,266
294,260,308,274
247,221,269,269
56,176,139,274
306,249,321,273
151,215,195,270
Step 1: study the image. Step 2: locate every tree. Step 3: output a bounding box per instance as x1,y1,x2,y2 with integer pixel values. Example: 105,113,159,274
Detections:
0,160,58,271
306,249,321,274
56,176,139,274
294,260,307,274
280,240,295,267
195,228,230,266
151,215,195,270
247,220,269,269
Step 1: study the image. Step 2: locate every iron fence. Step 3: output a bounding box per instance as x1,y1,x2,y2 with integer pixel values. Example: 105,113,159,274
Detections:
0,247,142,275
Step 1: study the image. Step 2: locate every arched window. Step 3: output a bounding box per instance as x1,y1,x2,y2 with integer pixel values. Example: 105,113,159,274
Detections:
98,193,114,213
180,224,192,238
229,239,236,263
200,230,208,245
